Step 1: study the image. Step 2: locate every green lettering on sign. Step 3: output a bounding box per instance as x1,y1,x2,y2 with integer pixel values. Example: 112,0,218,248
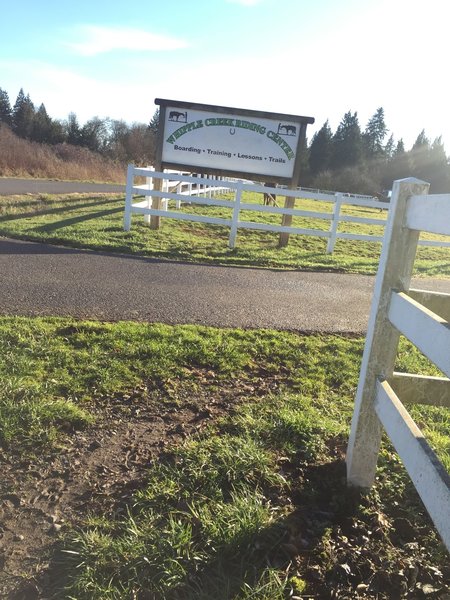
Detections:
166,120,204,144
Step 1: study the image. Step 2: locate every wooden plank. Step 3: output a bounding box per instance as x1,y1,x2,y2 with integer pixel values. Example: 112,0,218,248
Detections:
238,203,332,220
407,194,450,236
418,239,450,248
339,215,386,225
375,380,450,550
338,233,384,243
409,288,450,322
131,207,231,227
237,221,329,237
388,292,450,378
346,178,429,489
390,372,450,407
133,190,235,209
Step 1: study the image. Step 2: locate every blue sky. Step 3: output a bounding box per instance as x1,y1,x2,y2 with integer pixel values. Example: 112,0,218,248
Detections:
1,0,448,150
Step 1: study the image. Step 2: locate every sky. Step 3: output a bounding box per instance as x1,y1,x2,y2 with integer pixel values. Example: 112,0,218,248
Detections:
1,0,449,151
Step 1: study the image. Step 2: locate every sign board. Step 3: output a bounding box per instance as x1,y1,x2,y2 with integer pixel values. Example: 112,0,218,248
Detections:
155,99,314,185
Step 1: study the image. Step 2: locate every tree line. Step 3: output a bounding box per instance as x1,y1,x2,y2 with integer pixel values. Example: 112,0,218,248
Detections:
305,108,450,194
0,87,157,164
1,86,449,194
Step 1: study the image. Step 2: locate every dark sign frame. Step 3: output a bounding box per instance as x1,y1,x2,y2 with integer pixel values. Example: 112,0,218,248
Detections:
154,98,314,185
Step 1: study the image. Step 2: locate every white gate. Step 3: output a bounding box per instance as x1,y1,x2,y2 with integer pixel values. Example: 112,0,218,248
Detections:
346,177,450,550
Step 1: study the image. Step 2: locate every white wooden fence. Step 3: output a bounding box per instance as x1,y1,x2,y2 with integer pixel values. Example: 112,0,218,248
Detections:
346,178,450,551
123,165,389,252
123,165,450,253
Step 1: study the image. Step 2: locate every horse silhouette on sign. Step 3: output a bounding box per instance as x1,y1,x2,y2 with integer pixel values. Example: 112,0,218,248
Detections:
169,111,188,123
277,123,296,136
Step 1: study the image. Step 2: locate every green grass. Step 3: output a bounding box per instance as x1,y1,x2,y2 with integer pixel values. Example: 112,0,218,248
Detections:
1,192,450,275
0,316,360,450
0,317,448,598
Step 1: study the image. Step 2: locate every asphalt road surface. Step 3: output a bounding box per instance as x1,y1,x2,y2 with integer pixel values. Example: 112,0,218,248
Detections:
2,237,450,333
0,178,125,195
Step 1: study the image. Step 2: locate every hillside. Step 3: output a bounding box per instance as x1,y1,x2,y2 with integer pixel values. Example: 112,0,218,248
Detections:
0,125,125,183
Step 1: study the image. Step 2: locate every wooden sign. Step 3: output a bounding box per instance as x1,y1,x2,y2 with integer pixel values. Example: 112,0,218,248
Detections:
155,99,314,185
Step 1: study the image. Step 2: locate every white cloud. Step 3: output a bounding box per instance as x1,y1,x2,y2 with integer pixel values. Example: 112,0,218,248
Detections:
69,25,188,56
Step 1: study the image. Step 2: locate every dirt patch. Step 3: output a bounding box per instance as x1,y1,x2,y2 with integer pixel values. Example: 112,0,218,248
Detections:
1,372,280,599
1,370,448,599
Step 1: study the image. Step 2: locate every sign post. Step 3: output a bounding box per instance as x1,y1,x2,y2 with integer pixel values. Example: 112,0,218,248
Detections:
279,122,309,247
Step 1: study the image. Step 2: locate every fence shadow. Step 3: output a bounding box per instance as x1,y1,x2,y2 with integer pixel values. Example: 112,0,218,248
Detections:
32,206,123,232
0,197,121,224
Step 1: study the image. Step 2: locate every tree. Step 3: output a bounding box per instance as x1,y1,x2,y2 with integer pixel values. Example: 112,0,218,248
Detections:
79,117,109,152
394,139,405,156
426,137,450,192
66,112,82,145
384,134,394,159
0,88,12,126
122,123,156,164
412,129,430,151
148,108,159,135
330,111,362,169
410,134,450,192
31,103,52,143
309,120,333,174
362,107,387,160
382,138,412,189
12,88,35,139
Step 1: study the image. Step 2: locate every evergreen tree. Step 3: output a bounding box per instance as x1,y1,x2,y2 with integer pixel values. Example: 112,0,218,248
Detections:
31,103,52,143
309,120,333,174
410,134,450,191
66,112,82,145
12,88,35,138
362,107,387,160
384,134,394,159
330,111,362,169
47,119,66,145
426,137,450,192
148,108,159,134
0,88,12,126
394,139,405,155
412,129,430,151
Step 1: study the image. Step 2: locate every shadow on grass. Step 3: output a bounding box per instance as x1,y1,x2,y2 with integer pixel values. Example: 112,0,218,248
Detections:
32,206,123,232
0,197,121,224
39,459,366,600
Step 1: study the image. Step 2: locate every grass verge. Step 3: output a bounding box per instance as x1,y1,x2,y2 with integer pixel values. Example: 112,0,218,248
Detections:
0,317,448,598
1,193,450,275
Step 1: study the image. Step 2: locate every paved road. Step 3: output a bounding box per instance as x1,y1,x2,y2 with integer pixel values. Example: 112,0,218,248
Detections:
2,237,450,333
0,178,125,195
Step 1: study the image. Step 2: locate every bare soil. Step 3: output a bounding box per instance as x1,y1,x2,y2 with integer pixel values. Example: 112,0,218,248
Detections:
0,373,279,599
1,372,449,599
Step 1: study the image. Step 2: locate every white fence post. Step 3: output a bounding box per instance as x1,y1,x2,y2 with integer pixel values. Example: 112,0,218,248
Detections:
123,163,135,231
176,181,182,209
162,179,169,211
229,181,243,248
346,178,430,488
326,193,343,254
144,166,154,225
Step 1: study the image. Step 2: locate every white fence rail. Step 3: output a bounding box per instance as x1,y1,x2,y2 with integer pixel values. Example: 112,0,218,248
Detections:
123,165,450,253
346,178,450,551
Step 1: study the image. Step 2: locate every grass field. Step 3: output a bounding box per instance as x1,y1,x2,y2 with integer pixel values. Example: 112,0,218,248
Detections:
0,317,448,598
1,191,450,276
1,190,449,597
